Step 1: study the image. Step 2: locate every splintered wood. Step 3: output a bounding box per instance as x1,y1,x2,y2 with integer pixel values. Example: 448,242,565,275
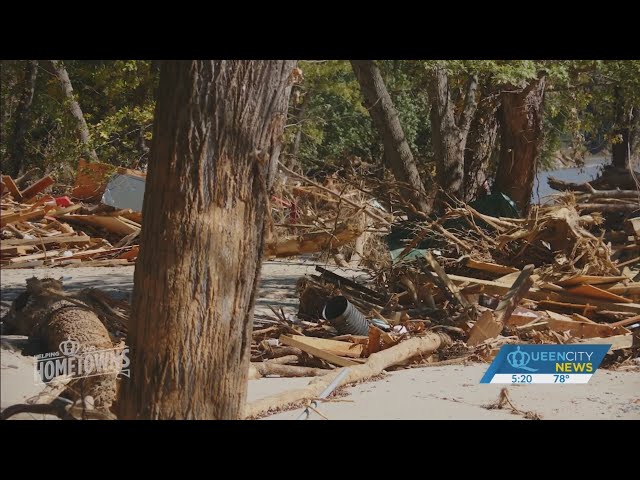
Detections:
2,171,142,268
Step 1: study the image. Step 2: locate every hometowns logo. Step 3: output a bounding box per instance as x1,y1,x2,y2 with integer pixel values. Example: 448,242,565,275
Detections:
34,337,130,384
481,344,611,384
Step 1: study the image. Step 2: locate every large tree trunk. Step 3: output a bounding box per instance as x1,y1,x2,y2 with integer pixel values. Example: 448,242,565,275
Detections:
428,68,478,205
118,60,296,420
44,60,98,161
350,60,431,216
494,76,546,213
464,91,500,202
8,60,38,177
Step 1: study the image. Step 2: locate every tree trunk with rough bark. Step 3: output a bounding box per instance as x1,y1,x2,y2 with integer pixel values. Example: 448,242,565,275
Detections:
118,60,296,420
428,68,478,205
9,60,38,177
350,60,431,215
494,77,546,213
45,60,98,161
611,86,634,170
464,91,500,202
287,88,311,169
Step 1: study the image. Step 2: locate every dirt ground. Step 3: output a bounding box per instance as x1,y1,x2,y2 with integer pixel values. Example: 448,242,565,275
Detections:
2,261,639,420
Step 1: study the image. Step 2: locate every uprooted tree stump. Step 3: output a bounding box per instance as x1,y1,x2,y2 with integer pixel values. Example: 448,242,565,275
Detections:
3,277,122,416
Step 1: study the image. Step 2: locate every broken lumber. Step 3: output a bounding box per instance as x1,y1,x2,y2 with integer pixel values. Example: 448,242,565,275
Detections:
265,224,362,257
61,214,140,236
463,257,519,275
545,311,628,338
2,175,22,200
566,284,632,304
283,335,364,358
19,175,54,201
244,331,452,418
424,251,473,311
279,334,359,367
467,265,534,346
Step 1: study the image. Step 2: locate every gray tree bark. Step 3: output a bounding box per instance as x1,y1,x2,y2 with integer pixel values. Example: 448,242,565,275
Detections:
118,60,297,420
351,60,432,216
495,76,546,213
9,60,39,177
428,68,478,205
45,60,98,161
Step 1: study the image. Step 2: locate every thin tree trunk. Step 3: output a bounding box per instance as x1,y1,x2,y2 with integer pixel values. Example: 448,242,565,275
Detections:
350,60,431,215
44,60,98,161
611,86,633,170
8,60,38,177
494,76,546,213
287,88,311,169
428,68,478,205
118,60,296,420
464,91,500,202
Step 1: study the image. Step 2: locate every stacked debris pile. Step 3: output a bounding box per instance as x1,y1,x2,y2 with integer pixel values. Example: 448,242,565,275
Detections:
2,172,142,269
2,161,392,270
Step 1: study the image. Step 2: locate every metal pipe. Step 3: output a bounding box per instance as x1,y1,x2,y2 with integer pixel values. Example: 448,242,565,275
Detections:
296,368,350,420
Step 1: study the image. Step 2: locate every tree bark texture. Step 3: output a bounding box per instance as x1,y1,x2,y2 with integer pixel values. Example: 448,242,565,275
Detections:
350,60,432,215
428,68,478,205
611,86,634,170
45,60,98,161
494,76,546,213
118,60,297,419
464,91,499,202
9,60,38,177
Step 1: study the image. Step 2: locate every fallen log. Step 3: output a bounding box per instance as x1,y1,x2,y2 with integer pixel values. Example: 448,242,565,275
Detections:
249,362,330,378
244,331,451,418
265,224,363,257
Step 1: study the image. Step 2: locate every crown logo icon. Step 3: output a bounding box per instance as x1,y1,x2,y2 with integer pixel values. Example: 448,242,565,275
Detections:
507,346,538,372
59,337,81,357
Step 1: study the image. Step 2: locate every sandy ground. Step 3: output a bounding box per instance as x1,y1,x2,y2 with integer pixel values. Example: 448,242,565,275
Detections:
2,261,639,420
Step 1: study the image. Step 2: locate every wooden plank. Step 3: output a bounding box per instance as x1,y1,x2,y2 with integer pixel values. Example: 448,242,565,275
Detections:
467,311,503,346
61,215,139,236
579,334,634,351
2,176,22,200
607,283,640,296
544,311,629,338
116,245,139,260
71,159,114,200
424,251,473,310
556,275,629,287
0,207,46,227
0,245,35,256
285,335,364,358
450,274,640,314
467,265,534,346
19,175,54,201
464,258,519,275
279,335,359,367
62,259,130,267
8,249,64,263
1,234,91,249
609,314,640,328
567,284,633,304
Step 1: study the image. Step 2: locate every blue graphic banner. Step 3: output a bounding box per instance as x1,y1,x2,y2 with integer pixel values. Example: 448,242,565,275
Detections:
480,344,611,384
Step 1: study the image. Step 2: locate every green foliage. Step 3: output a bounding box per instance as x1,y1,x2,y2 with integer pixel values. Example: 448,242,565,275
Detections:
1,60,157,179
